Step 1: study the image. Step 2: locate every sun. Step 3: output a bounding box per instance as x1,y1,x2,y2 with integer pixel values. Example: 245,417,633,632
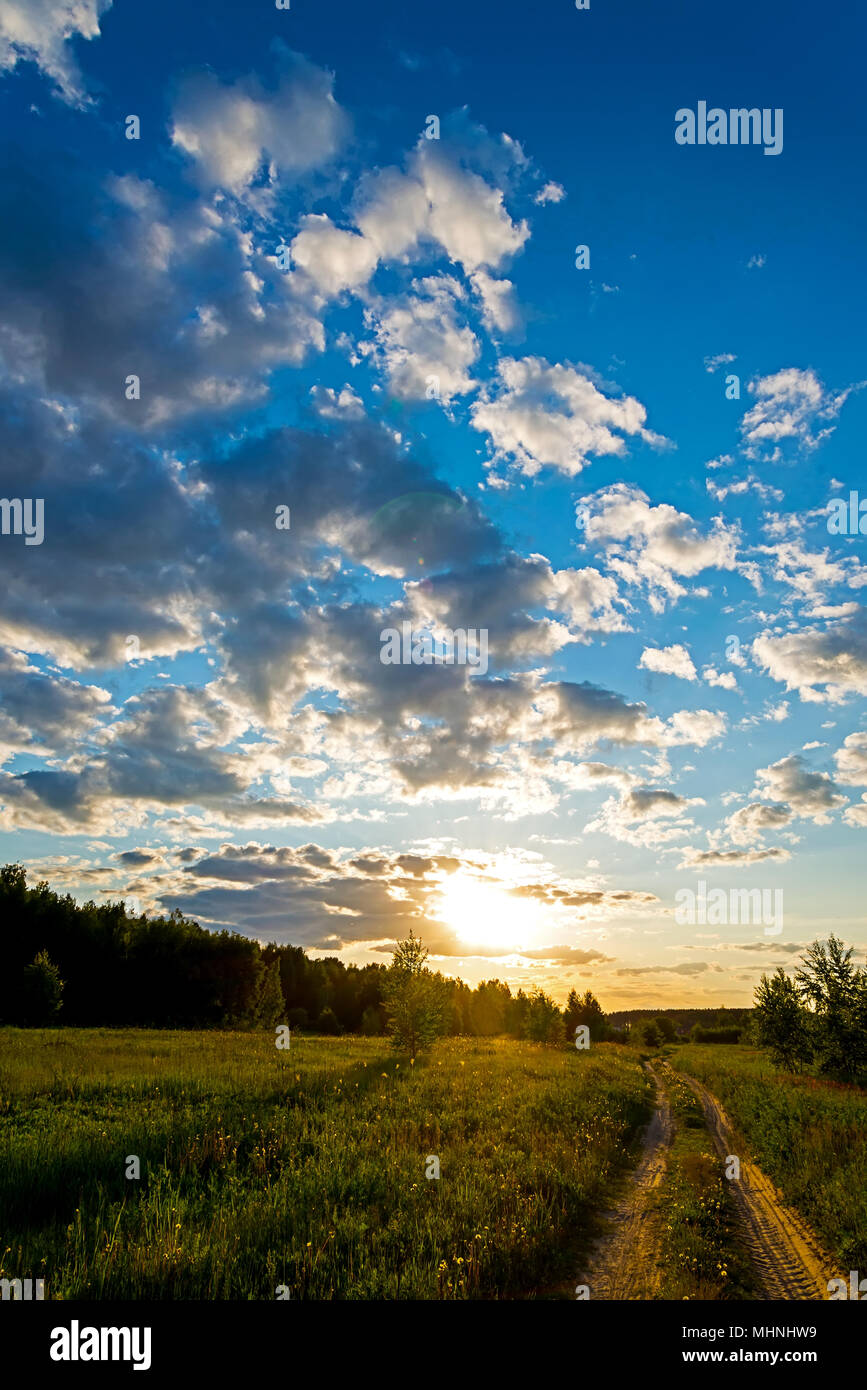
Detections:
432,871,539,952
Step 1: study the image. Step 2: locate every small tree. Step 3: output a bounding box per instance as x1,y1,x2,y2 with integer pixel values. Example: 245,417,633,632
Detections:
316,1006,342,1035
19,951,64,1025
360,1005,383,1036
794,935,865,1079
753,967,812,1072
524,988,565,1045
655,1015,677,1043
638,1018,662,1049
255,958,285,1027
381,931,444,1053
564,988,607,1041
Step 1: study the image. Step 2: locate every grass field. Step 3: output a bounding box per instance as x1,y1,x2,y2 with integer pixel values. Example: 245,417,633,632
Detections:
0,1029,650,1300
673,1043,867,1271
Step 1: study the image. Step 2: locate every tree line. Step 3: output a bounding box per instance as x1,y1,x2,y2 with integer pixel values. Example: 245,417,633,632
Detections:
0,865,610,1041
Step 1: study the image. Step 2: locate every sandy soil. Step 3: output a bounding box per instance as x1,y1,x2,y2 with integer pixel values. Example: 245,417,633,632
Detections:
678,1067,843,1301
578,1059,842,1301
578,1061,672,1299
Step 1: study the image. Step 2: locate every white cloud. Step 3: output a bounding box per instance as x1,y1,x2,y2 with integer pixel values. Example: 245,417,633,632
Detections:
639,644,697,681
579,484,738,613
355,142,528,275
289,214,378,298
704,353,736,373
740,367,853,461
834,731,867,786
310,385,364,419
0,0,110,105
469,269,520,335
362,276,479,402
170,58,348,192
702,666,738,690
471,358,665,479
752,611,867,703
534,181,565,205
754,754,845,823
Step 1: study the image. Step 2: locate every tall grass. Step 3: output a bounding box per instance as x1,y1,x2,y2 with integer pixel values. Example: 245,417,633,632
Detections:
0,1030,649,1299
674,1044,867,1269
653,1062,755,1300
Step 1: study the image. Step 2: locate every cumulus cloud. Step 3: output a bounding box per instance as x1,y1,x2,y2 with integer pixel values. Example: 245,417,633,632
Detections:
0,167,325,426
471,358,666,479
579,485,738,613
752,610,867,702
702,666,738,690
740,367,853,461
361,276,479,401
677,846,791,868
585,784,705,848
724,800,793,844
289,214,379,298
128,841,657,949
834,731,867,786
170,56,349,192
0,0,110,105
753,755,845,823
355,139,528,274
639,644,697,681
0,647,110,760
469,269,520,335
533,181,565,205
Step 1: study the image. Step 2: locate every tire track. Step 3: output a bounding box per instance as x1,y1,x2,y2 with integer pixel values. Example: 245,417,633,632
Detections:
579,1061,673,1300
675,1067,842,1301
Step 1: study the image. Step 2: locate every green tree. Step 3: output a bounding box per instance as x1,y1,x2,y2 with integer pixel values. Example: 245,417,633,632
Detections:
360,1004,383,1035
638,1018,662,1049
795,935,867,1079
316,1006,342,1034
523,988,565,1045
655,1015,677,1043
753,967,813,1072
255,958,285,1027
564,988,607,1041
381,931,445,1054
19,950,64,1025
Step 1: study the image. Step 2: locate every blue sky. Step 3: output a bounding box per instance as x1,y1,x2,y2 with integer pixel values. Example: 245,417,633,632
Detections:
0,0,865,1007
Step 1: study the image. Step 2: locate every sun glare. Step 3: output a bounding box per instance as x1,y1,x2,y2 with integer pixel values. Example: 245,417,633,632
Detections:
432,871,541,952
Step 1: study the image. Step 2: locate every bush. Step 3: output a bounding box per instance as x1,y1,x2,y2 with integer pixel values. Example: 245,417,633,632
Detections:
360,1005,383,1036
638,1019,662,1048
316,1007,342,1035
523,989,565,1045
18,951,64,1025
690,1026,742,1044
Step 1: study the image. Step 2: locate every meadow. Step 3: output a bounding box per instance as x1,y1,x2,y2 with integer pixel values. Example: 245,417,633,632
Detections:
0,1029,650,1300
673,1043,867,1271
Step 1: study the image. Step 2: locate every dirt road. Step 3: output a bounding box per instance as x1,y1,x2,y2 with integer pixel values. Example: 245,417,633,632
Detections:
578,1059,842,1301
578,1061,672,1299
679,1069,842,1301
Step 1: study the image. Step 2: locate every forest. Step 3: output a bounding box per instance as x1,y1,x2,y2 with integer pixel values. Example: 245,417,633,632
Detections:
0,863,605,1039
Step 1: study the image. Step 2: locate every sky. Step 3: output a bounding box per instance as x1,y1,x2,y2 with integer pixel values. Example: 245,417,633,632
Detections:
0,0,865,1009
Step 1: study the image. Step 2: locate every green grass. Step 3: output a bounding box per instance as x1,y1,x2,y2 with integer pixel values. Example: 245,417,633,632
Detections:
651,1060,755,1301
0,1029,650,1300
673,1044,867,1270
